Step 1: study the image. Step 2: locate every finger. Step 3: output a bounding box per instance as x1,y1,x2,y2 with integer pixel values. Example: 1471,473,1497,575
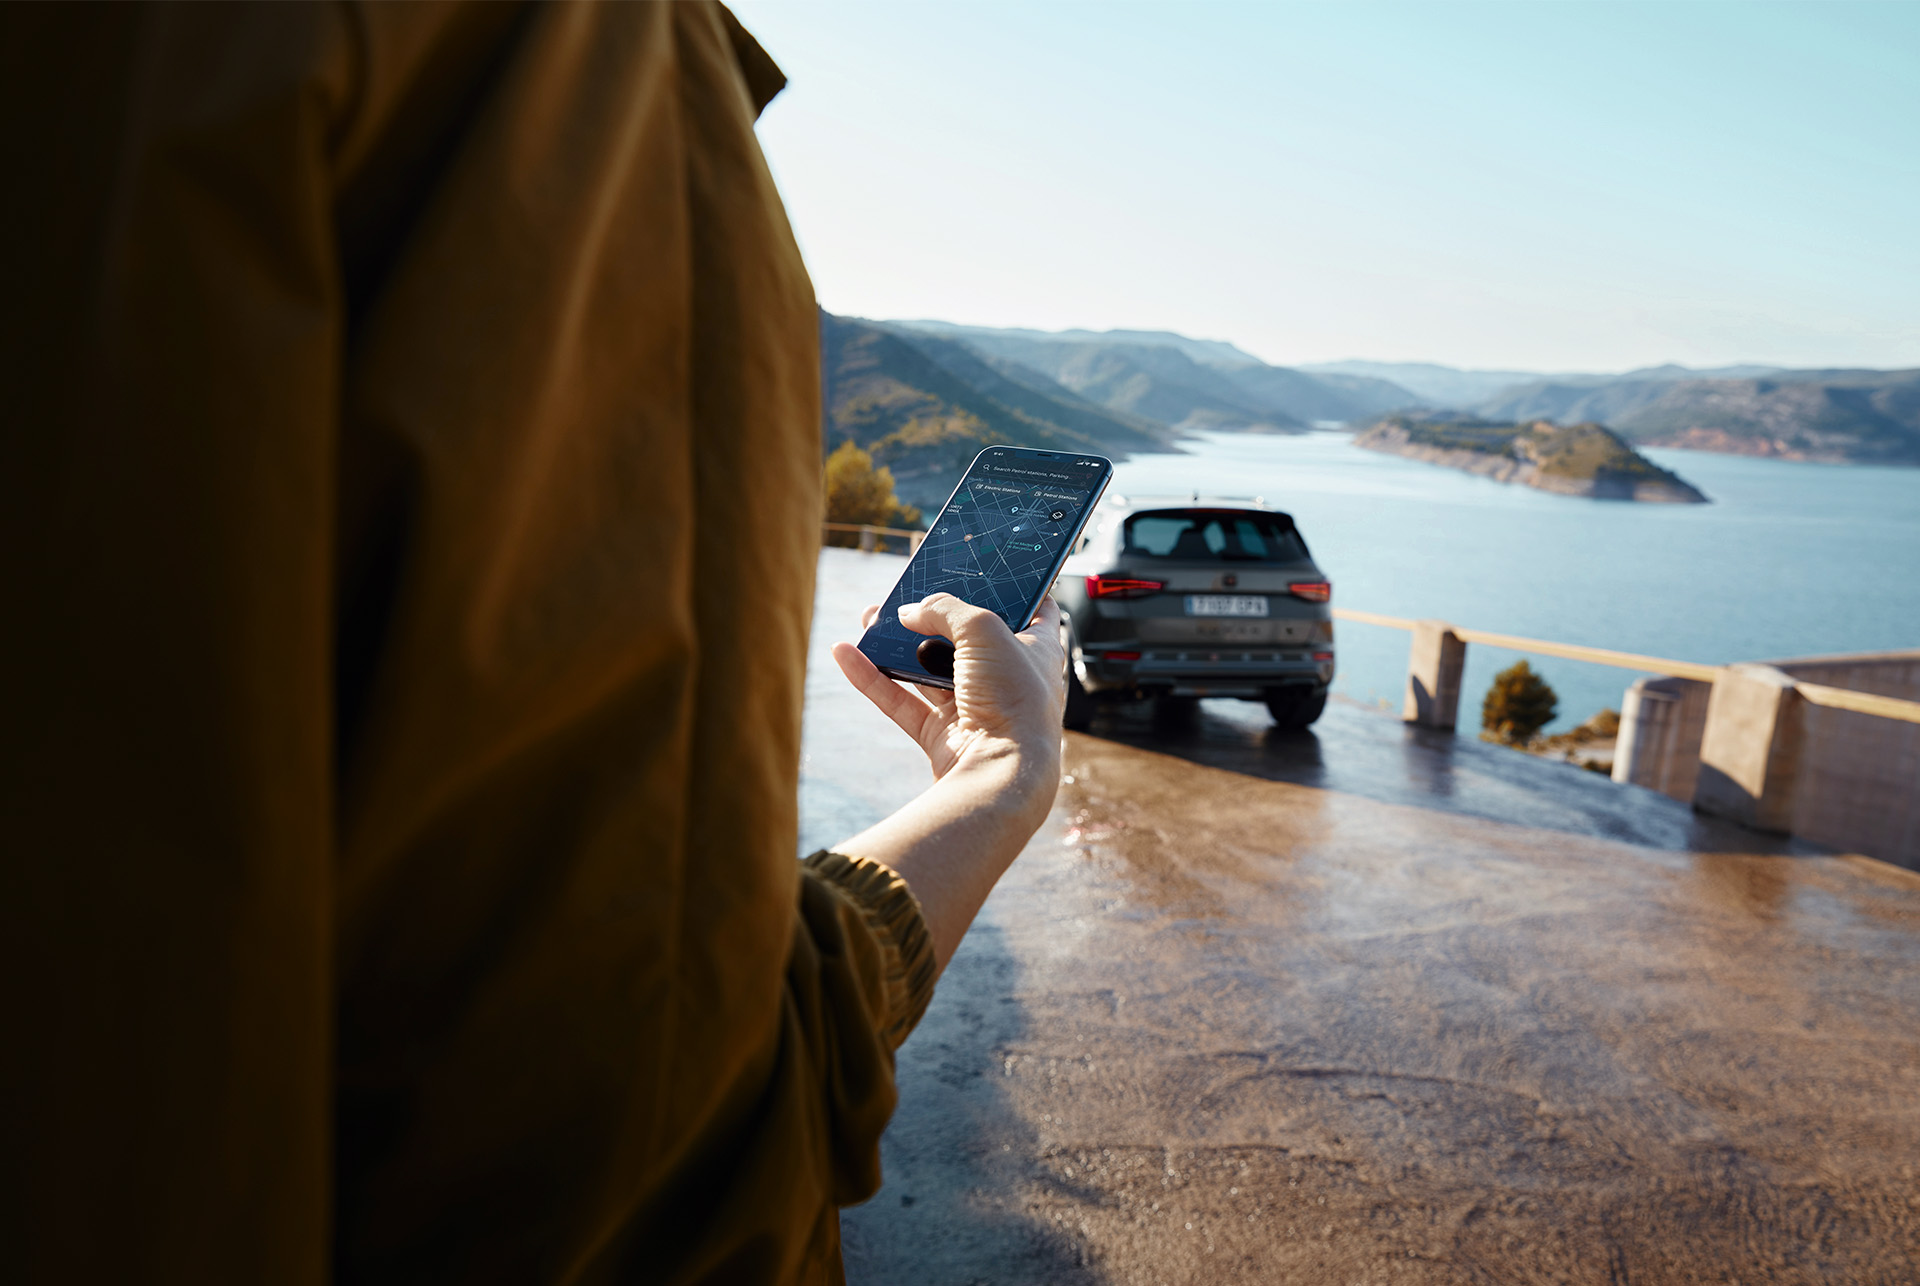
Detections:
860,603,881,630
831,641,938,740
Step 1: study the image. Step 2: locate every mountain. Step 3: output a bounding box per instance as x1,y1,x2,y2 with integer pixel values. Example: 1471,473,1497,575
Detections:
1478,377,1686,427
1478,366,1784,425
819,312,1177,510
888,321,1421,428
826,317,1920,484
1299,360,1550,408
1612,371,1920,464
1478,368,1920,464
1014,341,1302,431
1301,360,1787,410
894,320,1263,370
1353,415,1707,503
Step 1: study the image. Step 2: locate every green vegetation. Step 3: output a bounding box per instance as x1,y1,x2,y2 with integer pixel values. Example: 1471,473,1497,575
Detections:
1480,661,1559,746
1370,415,1518,455
822,441,919,547
1375,416,1685,483
1525,422,1679,485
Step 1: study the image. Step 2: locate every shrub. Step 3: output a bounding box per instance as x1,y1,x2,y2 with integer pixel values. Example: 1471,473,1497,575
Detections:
1481,660,1558,745
823,440,921,546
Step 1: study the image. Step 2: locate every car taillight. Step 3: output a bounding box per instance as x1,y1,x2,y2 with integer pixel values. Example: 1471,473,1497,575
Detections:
1102,650,1142,661
1312,651,1334,661
1086,575,1164,599
1289,581,1331,603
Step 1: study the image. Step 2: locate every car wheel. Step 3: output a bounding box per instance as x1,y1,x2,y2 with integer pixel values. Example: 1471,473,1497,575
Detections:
1064,657,1095,730
1265,686,1327,730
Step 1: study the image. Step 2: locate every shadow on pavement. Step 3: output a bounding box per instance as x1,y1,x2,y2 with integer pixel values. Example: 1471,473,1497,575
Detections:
840,919,1103,1286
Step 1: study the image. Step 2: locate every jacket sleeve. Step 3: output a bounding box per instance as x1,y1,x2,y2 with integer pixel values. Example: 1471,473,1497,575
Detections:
792,852,939,1202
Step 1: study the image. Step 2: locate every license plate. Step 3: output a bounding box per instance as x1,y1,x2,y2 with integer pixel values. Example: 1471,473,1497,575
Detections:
1184,594,1269,618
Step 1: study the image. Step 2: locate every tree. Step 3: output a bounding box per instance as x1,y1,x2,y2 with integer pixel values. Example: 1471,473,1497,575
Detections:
823,440,920,546
1481,660,1558,745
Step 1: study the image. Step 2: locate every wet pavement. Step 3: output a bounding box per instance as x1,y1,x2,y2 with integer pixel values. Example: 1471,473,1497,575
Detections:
801,549,1920,1285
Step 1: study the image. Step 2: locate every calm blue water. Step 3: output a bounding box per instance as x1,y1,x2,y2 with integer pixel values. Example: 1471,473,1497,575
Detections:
1108,432,1920,735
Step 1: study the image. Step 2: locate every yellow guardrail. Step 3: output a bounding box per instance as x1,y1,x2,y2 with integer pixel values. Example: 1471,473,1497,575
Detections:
1327,608,1418,631
1330,607,1920,725
1448,628,1725,684
1330,608,1722,681
1794,681,1920,723
822,522,925,553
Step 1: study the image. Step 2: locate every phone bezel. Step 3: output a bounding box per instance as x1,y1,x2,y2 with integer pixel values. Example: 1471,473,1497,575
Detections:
857,445,1114,690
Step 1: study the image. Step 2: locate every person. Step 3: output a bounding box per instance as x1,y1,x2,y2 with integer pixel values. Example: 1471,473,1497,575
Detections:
0,4,1061,1283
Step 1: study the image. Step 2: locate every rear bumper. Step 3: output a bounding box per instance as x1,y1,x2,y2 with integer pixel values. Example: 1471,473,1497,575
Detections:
1078,647,1334,698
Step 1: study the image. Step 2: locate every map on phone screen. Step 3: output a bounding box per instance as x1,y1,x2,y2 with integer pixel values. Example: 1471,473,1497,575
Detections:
857,448,1111,684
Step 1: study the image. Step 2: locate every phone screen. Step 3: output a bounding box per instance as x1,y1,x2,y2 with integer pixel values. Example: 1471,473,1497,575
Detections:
856,445,1113,688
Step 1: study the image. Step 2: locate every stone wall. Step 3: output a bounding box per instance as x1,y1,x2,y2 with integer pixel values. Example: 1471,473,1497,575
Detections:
1774,653,1920,868
1613,676,1711,802
1692,651,1920,870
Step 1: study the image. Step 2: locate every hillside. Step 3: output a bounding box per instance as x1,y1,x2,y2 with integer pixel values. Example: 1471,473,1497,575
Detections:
826,321,1920,485
1353,415,1707,502
1303,360,1783,413
1617,372,1920,464
1026,341,1303,431
890,321,1420,428
819,313,1177,510
1481,368,1920,464
1478,377,1686,428
1301,360,1549,408
897,320,1264,371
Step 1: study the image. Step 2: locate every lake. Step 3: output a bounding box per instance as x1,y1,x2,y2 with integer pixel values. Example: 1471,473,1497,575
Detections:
1106,431,1920,736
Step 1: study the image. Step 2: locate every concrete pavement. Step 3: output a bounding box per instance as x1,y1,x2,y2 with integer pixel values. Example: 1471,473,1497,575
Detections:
801,549,1920,1284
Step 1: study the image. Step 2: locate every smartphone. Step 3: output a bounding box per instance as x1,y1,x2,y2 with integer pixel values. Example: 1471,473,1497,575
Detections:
856,445,1114,689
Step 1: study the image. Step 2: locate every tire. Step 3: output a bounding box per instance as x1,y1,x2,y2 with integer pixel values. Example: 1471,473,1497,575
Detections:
1265,686,1327,730
1064,660,1095,731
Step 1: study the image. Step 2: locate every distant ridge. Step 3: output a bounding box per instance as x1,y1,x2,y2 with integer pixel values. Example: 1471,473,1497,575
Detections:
1301,360,1787,409
825,316,1920,480
1300,361,1549,408
1478,368,1920,464
894,320,1263,371
888,320,1420,430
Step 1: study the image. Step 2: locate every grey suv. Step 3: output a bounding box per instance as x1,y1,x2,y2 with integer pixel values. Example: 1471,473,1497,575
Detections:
1052,495,1334,730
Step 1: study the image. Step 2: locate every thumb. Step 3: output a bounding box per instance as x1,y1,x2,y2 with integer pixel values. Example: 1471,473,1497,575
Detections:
896,592,1010,648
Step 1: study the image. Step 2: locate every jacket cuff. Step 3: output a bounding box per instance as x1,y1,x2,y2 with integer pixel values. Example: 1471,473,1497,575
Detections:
801,850,937,1049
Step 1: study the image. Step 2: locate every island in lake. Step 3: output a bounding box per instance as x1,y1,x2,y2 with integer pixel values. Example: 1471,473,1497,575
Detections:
1353,414,1708,503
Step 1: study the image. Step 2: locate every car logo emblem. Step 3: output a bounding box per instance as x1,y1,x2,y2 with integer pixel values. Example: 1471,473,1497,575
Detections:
1222,574,1237,587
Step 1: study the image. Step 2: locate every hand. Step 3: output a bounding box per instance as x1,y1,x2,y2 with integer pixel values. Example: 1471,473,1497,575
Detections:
831,595,1065,783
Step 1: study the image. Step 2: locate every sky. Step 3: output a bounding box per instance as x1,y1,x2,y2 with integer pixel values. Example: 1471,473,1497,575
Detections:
728,0,1919,373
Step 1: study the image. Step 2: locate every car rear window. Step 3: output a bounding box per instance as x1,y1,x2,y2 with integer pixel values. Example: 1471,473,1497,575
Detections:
1123,510,1309,562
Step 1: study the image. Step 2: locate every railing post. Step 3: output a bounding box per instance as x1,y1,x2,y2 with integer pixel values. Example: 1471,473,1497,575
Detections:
909,531,925,555
1614,676,1712,801
1403,620,1466,731
1694,663,1805,833
858,525,877,553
